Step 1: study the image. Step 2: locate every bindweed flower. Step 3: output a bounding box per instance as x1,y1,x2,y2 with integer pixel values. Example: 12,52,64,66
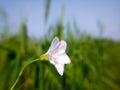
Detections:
42,37,71,75
10,37,70,90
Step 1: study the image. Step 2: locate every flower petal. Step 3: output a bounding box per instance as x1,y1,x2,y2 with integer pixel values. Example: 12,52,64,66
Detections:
58,40,66,51
46,37,59,54
55,53,71,64
53,40,66,54
50,60,56,65
54,64,64,76
51,37,59,48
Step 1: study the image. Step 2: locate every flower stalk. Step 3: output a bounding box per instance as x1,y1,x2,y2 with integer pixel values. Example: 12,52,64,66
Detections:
10,55,46,90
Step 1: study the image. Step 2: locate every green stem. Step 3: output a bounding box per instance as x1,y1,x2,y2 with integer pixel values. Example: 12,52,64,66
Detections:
10,54,47,90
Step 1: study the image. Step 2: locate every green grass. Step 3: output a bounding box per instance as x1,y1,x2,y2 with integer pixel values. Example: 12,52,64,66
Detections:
0,21,120,90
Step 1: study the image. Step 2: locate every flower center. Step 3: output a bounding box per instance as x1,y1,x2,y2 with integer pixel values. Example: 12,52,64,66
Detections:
46,53,57,61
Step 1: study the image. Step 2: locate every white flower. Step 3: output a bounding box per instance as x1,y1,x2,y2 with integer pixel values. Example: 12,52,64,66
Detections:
45,37,71,76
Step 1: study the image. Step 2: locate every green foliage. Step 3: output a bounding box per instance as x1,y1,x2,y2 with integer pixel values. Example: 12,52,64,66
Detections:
44,0,51,23
0,20,120,90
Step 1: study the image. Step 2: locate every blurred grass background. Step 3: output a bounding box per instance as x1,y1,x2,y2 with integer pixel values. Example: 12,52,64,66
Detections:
0,0,120,90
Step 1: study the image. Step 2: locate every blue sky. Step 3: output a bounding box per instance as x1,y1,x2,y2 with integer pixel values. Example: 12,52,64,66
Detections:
0,0,120,40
